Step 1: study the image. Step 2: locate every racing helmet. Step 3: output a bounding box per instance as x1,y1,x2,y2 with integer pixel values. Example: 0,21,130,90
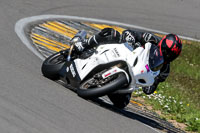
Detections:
158,34,182,62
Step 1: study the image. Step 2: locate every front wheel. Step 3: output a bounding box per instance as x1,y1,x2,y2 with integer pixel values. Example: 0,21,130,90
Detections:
108,93,131,109
41,52,66,80
77,73,128,99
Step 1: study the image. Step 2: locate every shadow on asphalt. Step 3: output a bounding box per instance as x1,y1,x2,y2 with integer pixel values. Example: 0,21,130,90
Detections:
90,98,184,133
56,80,184,133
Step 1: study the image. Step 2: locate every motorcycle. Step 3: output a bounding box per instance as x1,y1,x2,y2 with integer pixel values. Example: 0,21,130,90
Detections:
41,30,164,108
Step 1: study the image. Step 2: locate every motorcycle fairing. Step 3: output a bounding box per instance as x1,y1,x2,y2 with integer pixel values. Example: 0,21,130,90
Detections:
59,61,81,88
73,43,135,81
131,43,160,87
59,42,161,89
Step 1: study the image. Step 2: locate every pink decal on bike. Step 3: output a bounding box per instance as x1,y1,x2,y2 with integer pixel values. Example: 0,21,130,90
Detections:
105,73,111,78
145,64,150,72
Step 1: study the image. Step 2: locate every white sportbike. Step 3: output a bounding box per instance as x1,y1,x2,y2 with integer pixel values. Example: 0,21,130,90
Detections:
41,30,164,108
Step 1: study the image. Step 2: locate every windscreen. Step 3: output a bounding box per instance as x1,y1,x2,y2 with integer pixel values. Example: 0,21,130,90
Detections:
149,44,164,71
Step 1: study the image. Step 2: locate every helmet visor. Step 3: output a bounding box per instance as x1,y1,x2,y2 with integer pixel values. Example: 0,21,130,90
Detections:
149,44,164,71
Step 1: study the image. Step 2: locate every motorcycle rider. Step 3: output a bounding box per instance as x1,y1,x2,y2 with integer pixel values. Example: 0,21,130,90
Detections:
71,28,182,95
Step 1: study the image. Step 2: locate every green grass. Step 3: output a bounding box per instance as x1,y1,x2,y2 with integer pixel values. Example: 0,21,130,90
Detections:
169,42,200,108
133,41,200,132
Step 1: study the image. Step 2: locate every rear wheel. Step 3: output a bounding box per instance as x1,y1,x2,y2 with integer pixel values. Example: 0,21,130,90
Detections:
77,73,128,99
108,93,131,109
41,52,66,80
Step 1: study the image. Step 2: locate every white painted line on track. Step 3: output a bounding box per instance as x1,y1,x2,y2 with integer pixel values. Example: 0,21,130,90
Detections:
16,15,200,41
15,18,45,60
15,15,200,60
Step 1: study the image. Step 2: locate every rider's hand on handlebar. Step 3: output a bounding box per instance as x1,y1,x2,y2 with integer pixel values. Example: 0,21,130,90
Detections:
74,41,85,52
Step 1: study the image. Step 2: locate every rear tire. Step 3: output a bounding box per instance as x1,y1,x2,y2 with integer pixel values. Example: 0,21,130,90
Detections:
108,93,131,109
77,73,128,99
41,52,65,80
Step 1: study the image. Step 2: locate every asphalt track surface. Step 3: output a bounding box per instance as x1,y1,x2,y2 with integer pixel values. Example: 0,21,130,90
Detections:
0,0,199,133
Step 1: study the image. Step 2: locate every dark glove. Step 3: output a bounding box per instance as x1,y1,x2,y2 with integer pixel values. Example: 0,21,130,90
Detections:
142,80,159,95
142,33,158,45
97,28,120,43
74,41,85,52
87,28,120,47
121,30,136,45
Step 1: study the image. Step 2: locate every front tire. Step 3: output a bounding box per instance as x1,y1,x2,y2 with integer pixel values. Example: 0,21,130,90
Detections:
77,73,128,99
41,52,65,80
108,93,131,109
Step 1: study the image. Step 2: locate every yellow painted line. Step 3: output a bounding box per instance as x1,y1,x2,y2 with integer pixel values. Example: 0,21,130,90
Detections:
53,21,92,38
130,100,143,107
31,35,66,51
47,21,78,37
181,40,192,44
109,25,126,34
154,33,165,38
31,33,70,49
41,23,75,38
52,21,78,34
83,23,107,30
47,21,77,37
46,22,75,38
83,23,126,34
32,39,61,52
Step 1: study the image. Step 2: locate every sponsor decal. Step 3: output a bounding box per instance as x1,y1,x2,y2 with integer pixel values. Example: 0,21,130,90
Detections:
70,64,76,77
103,68,118,78
104,73,111,78
113,48,120,57
66,67,69,72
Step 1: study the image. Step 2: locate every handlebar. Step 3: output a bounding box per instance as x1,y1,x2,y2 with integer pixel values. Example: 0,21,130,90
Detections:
67,30,87,61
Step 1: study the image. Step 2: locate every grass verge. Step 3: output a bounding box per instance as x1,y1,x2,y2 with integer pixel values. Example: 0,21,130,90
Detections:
132,41,200,132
